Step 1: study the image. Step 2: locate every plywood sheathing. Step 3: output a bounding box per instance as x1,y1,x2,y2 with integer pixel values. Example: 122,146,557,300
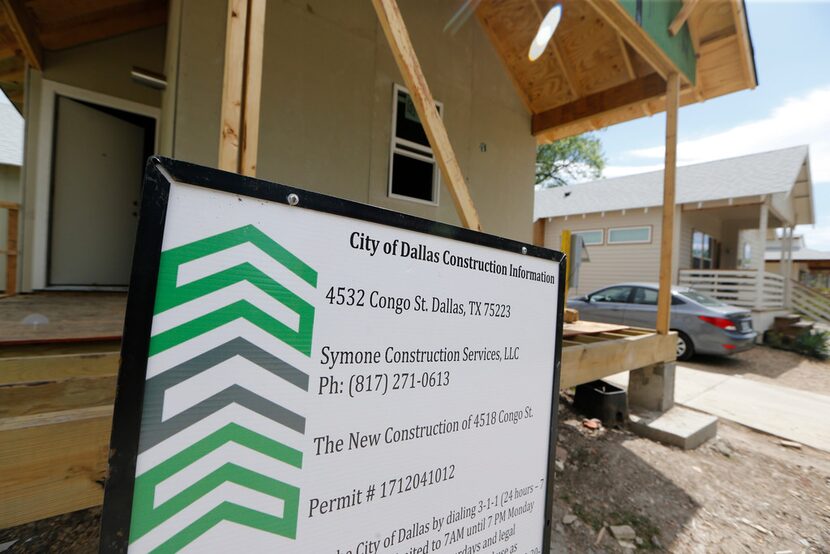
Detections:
476,0,756,142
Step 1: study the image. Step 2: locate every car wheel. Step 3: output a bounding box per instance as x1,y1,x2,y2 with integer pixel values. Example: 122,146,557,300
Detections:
675,331,694,361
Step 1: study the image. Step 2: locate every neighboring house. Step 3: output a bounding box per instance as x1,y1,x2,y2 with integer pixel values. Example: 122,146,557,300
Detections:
535,146,817,329
766,235,830,289
0,97,23,292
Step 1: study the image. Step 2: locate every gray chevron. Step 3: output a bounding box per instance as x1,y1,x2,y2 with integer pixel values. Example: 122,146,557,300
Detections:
139,337,308,452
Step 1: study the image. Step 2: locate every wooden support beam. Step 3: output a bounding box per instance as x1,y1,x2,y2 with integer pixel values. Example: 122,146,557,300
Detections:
532,219,545,247
560,331,677,389
218,0,267,176
240,0,265,176
669,0,701,36
656,73,680,336
586,0,686,84
371,0,480,230
1,0,42,70
532,73,665,136
218,0,249,172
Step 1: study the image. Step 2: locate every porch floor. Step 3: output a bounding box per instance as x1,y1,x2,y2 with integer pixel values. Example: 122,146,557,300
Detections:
0,292,126,346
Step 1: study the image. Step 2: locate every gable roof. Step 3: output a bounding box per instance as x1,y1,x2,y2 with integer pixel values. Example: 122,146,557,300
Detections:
535,146,811,221
0,100,23,167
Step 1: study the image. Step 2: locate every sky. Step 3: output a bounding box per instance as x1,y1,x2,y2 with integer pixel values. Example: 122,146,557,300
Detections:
595,1,830,250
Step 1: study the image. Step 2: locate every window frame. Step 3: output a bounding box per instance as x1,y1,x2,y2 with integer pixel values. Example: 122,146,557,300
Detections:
588,285,635,304
691,229,719,269
573,229,604,246
387,84,443,206
607,225,652,245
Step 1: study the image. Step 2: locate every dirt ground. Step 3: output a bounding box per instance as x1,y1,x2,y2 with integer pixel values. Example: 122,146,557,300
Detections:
2,347,829,553
683,345,830,396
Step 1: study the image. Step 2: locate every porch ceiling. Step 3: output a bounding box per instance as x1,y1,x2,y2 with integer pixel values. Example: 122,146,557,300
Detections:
0,0,168,111
476,0,757,142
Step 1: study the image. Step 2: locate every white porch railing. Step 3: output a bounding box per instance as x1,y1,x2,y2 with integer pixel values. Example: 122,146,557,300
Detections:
791,280,830,324
678,269,784,310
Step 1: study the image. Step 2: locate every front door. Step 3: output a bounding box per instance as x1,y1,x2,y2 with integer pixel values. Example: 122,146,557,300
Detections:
48,96,155,286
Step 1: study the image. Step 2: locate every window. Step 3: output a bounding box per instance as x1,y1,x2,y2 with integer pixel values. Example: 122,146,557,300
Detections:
574,229,603,246
388,85,442,204
608,226,651,244
692,230,719,269
590,286,633,303
632,287,658,305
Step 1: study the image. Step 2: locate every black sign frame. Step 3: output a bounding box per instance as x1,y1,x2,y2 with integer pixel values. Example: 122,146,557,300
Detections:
99,156,566,553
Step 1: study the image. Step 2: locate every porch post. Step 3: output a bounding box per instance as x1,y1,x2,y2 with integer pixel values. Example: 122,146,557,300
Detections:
783,225,794,307
755,200,768,310
655,72,680,336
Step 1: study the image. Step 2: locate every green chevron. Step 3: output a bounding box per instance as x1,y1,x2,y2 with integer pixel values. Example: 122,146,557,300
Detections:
155,225,317,314
149,225,317,357
148,300,314,357
130,423,302,547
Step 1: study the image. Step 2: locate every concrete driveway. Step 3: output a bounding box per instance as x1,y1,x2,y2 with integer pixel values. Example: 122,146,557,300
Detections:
610,365,830,452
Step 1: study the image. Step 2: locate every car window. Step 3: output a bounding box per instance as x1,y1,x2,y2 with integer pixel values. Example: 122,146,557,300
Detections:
678,290,728,307
590,286,633,303
632,287,658,305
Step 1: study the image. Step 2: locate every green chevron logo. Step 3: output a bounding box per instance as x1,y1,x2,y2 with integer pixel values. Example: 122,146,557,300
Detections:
130,225,316,552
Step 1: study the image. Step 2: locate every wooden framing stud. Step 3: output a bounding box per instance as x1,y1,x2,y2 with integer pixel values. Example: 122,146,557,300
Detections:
532,73,666,136
218,0,268,176
371,0,481,230
669,0,701,37
218,0,248,172
240,0,266,177
0,0,42,70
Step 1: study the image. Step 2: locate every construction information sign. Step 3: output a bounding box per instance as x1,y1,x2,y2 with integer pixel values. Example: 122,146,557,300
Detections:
100,158,565,554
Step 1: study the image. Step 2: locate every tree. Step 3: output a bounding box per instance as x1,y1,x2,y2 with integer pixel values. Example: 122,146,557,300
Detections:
535,133,606,187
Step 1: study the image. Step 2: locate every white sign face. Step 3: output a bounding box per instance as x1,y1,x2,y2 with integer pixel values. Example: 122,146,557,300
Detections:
103,161,562,554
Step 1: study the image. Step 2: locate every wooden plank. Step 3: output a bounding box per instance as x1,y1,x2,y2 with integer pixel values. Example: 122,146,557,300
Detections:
218,0,248,172
729,0,756,89
532,73,665,136
560,331,677,389
372,0,480,230
36,3,167,51
586,0,686,83
0,406,112,528
0,351,118,385
240,0,265,177
5,204,17,295
669,0,701,37
0,375,116,418
0,0,42,70
563,320,629,337
656,73,680,335
0,293,126,345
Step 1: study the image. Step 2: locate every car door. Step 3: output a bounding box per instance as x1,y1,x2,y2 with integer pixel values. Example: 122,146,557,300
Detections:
582,285,634,324
625,286,659,328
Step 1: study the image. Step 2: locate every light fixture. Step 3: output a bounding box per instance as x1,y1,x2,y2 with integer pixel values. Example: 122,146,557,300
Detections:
130,67,167,90
528,3,562,62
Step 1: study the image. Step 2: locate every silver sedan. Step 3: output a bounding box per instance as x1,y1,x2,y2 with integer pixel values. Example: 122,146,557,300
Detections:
567,283,757,361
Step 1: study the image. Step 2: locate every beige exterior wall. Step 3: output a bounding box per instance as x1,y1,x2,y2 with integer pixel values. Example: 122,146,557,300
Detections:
0,163,20,291
165,0,535,242
543,209,663,295
21,26,167,291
